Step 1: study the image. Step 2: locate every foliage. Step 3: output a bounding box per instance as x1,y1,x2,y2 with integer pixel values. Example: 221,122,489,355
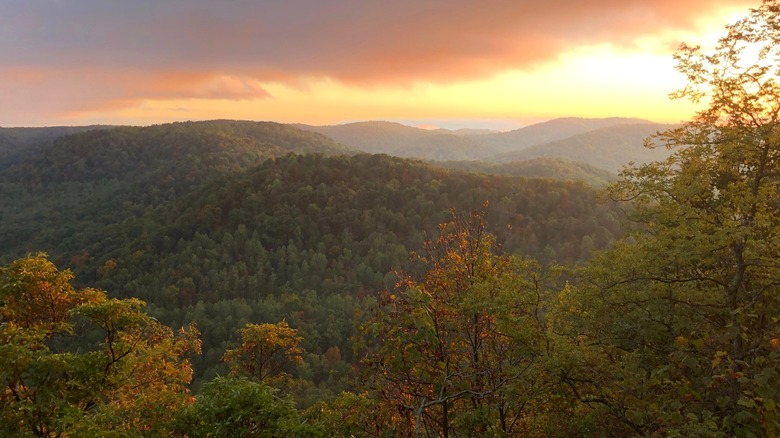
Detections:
174,376,317,438
554,1,780,435
0,126,107,170
305,391,400,437
0,121,622,389
101,152,618,307
361,208,561,437
224,321,304,383
439,156,617,187
0,143,622,385
0,253,200,437
0,120,350,261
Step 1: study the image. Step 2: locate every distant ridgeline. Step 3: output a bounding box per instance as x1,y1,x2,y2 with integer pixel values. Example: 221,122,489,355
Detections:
0,119,626,382
297,117,676,174
0,125,113,169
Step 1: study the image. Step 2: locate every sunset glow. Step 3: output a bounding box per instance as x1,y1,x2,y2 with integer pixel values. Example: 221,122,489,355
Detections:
0,0,758,129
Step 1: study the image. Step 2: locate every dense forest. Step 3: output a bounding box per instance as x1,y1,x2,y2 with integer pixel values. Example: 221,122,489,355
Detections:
4,2,780,436
438,157,617,187
0,121,623,389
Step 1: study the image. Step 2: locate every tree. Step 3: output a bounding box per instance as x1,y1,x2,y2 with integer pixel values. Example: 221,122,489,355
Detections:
555,2,780,435
362,208,556,437
0,253,200,436
173,376,317,438
223,321,304,383
305,391,399,438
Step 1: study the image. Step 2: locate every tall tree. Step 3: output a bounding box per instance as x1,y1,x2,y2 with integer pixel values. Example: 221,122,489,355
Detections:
556,1,780,435
362,208,556,437
223,321,304,383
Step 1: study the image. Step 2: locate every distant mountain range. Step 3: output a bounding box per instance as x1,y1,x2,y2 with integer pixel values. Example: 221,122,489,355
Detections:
2,117,679,188
489,122,675,173
293,121,493,160
476,117,656,154
296,117,677,176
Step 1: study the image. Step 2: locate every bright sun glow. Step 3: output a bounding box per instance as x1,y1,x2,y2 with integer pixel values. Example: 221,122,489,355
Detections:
61,45,696,128
50,5,748,129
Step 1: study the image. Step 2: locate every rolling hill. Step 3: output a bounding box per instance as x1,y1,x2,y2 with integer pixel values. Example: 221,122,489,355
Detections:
490,122,676,172
296,121,497,160
0,125,113,169
0,120,352,259
0,120,626,382
470,116,652,154
297,117,673,177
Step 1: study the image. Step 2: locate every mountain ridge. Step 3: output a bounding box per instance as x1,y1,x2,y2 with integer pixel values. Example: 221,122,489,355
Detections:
491,122,677,172
296,116,669,172
4,117,677,182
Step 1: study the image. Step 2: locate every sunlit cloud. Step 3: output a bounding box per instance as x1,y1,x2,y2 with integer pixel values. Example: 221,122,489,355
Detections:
0,0,758,126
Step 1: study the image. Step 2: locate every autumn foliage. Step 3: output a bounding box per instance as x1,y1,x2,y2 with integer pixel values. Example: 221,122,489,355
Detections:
0,253,200,436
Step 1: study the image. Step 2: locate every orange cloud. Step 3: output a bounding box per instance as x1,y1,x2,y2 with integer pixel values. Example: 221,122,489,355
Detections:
0,0,757,124
0,68,271,125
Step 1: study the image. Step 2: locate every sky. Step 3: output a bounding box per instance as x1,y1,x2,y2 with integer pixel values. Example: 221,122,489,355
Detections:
0,0,759,130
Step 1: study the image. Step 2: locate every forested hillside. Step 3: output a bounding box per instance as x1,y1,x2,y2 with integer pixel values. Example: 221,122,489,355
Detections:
0,120,351,259
0,125,112,169
0,123,625,385
438,156,617,187
95,153,618,298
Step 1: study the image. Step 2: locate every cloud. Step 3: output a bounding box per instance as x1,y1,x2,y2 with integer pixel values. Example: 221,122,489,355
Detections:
0,0,756,121
0,68,271,124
